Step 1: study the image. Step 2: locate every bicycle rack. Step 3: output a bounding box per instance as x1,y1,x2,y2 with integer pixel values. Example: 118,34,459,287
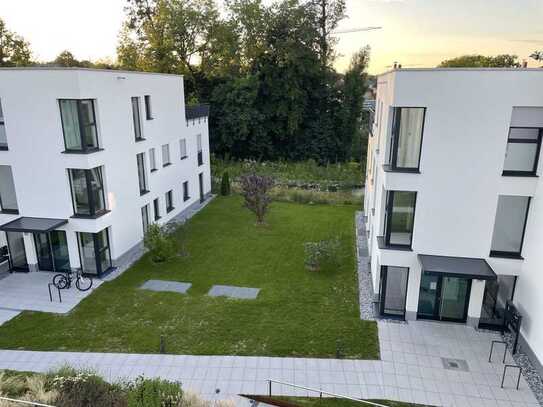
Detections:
488,340,507,363
501,364,522,390
48,283,62,303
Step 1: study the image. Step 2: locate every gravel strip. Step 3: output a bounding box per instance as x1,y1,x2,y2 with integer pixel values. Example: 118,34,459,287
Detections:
355,211,375,321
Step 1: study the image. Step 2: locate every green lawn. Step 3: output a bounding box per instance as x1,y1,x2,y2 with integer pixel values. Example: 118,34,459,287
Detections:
0,196,378,358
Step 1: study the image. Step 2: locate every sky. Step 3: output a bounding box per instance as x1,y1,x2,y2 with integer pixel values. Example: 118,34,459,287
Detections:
0,0,542,74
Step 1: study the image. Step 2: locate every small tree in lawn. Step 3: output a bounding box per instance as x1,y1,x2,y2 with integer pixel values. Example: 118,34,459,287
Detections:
220,171,231,196
240,173,274,225
144,223,176,263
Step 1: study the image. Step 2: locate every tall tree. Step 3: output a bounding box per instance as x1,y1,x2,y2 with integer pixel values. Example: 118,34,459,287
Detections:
0,18,31,67
308,0,346,66
439,54,520,68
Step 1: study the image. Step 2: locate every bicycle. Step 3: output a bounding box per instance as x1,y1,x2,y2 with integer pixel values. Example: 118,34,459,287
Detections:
52,269,93,292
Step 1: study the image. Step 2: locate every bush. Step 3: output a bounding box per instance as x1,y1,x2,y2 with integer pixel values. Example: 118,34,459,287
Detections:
50,372,127,407
304,237,342,272
220,172,231,196
127,377,182,407
144,224,177,263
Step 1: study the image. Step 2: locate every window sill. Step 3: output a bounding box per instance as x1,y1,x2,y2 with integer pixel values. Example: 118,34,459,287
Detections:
135,138,147,143
383,164,420,174
377,236,413,251
181,156,188,160
71,210,110,220
140,190,150,196
62,148,103,155
489,252,524,260
501,171,538,178
163,163,172,168
0,209,19,215
166,207,175,213
150,169,158,173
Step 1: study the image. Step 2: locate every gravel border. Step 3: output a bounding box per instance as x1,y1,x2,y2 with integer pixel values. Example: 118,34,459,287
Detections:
355,211,375,321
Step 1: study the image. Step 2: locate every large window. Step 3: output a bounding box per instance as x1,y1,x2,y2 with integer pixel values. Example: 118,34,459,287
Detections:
490,195,530,258
197,134,203,166
183,181,190,201
0,165,18,213
78,228,112,276
153,197,161,220
387,107,425,171
68,167,106,217
502,127,542,176
59,99,99,152
144,95,153,120
180,139,187,160
132,97,144,141
383,191,417,247
136,152,149,195
149,148,157,172
165,190,174,212
141,205,150,233
379,266,409,318
162,144,171,167
0,99,7,150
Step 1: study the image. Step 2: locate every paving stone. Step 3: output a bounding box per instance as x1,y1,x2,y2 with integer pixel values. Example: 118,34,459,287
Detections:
140,280,191,294
207,285,260,299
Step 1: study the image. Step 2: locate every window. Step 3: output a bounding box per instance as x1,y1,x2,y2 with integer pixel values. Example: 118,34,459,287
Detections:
387,107,425,171
383,191,417,247
180,139,187,159
379,266,409,318
141,205,150,233
197,134,203,166
0,165,18,213
153,198,161,220
136,153,149,195
183,181,190,201
144,95,153,120
149,148,157,172
78,228,112,276
132,97,144,141
490,195,530,258
59,99,99,152
0,99,7,150
68,167,106,217
502,128,542,176
162,144,171,167
165,190,174,212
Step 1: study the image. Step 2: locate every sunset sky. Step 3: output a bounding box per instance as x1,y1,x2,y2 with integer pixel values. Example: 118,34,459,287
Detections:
1,0,541,74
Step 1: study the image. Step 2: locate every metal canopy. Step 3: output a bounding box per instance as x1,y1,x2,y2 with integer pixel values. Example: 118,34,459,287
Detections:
418,254,497,280
0,217,68,233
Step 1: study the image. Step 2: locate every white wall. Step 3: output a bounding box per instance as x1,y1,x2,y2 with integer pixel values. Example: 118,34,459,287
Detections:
0,68,211,271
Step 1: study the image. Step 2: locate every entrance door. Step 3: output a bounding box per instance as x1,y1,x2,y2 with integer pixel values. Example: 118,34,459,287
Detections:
33,231,70,272
198,172,204,203
379,266,409,318
417,273,471,322
6,232,28,272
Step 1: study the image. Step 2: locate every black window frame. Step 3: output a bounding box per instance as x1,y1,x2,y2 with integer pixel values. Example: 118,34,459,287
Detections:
59,99,100,154
68,167,108,218
132,96,145,142
383,190,417,249
490,196,531,259
180,138,188,160
183,181,190,201
0,165,19,214
77,228,112,277
162,144,171,167
153,197,161,220
136,152,149,195
141,204,150,234
149,148,157,172
144,95,153,120
379,265,410,320
502,127,542,177
386,107,426,173
165,190,174,212
197,134,203,166
0,99,7,150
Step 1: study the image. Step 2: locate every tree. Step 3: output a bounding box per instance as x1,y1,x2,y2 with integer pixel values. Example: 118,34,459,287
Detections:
307,0,346,66
53,50,83,67
438,54,520,68
240,173,274,224
530,51,543,62
0,18,31,67
220,171,231,195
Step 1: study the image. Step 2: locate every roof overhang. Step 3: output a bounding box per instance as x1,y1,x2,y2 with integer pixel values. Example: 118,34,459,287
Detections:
0,217,68,233
418,254,497,281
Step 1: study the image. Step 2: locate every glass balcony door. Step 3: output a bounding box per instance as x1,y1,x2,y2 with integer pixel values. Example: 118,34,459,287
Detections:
417,273,471,322
33,231,70,272
6,232,28,272
379,266,409,319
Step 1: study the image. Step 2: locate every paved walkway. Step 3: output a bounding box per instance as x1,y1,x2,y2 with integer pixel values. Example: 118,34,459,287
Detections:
0,320,539,406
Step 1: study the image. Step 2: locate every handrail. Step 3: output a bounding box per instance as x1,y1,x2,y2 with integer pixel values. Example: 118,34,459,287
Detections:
267,379,389,407
0,396,56,406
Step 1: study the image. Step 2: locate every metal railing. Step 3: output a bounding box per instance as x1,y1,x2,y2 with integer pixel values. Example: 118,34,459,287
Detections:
47,283,62,303
488,340,507,363
0,396,56,406
501,364,522,390
267,379,389,407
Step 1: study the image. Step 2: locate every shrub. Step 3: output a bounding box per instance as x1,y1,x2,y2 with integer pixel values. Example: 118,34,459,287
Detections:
220,172,231,196
50,372,127,407
144,223,177,263
304,237,342,272
239,173,274,225
127,376,182,407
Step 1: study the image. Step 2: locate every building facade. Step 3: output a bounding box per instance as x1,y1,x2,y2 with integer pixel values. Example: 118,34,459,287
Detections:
364,68,543,372
0,68,211,277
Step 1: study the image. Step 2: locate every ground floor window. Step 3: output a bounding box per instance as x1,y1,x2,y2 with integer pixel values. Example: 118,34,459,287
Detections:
418,273,471,322
77,228,112,276
379,266,409,318
34,230,70,272
480,275,517,328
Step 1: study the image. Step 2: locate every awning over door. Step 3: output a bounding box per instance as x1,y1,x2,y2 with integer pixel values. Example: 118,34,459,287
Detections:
0,217,68,233
418,254,497,280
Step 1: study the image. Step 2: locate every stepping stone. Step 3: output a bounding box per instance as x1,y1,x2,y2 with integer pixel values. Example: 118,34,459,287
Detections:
140,280,191,294
207,285,260,299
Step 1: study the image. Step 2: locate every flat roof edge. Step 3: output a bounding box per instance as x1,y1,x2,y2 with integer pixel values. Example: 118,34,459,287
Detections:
0,67,183,78
377,67,543,78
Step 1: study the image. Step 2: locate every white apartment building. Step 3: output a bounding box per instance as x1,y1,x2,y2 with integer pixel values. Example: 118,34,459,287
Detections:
0,68,211,277
364,68,543,372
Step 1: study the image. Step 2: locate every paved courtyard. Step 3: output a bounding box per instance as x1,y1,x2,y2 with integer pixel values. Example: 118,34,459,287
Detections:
0,319,539,406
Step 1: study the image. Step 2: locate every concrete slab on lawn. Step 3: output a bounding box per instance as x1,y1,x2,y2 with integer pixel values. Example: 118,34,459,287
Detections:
208,285,260,299
140,280,191,294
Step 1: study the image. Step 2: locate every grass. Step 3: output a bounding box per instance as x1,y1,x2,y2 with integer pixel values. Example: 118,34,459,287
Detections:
0,196,378,358
266,397,430,407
